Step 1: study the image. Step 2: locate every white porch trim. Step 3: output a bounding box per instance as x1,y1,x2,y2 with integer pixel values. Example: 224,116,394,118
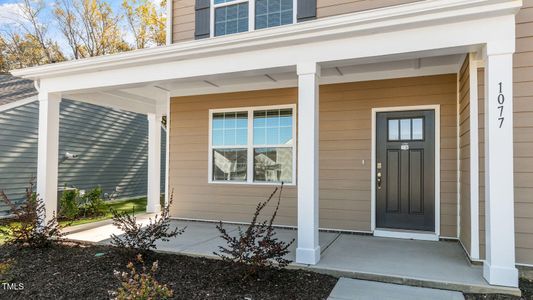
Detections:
296,62,321,265
147,113,163,213
0,96,38,113
37,92,61,223
166,0,173,45
370,105,441,239
164,95,171,206
469,54,481,260
12,1,521,94
482,44,518,287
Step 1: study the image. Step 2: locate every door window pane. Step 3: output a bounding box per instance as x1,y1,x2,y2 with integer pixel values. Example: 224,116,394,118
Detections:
388,119,399,141
215,3,249,36
412,118,424,140
213,149,248,181
400,119,411,140
254,147,292,183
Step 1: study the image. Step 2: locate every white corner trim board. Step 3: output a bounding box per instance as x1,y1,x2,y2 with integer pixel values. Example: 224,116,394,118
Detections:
371,105,441,240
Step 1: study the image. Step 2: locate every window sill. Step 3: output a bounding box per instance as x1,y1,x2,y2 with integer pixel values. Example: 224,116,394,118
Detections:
207,180,296,187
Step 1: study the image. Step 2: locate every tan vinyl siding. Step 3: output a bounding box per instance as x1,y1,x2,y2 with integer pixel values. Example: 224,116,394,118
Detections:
477,0,533,265
320,74,458,234
514,0,533,265
168,89,298,225
478,68,486,260
317,0,422,19
172,0,195,43
172,0,424,43
458,56,471,254
169,75,458,234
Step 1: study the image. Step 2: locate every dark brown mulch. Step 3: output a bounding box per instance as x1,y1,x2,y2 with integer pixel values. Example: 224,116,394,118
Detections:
0,243,337,300
464,279,533,300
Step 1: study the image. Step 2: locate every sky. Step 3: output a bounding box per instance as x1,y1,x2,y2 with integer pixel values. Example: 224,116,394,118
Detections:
0,0,142,55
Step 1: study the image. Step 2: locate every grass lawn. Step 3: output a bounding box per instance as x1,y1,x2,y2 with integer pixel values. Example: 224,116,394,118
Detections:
59,197,147,227
0,198,147,243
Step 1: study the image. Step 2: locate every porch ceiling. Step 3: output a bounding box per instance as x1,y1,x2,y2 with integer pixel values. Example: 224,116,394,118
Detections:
62,53,465,114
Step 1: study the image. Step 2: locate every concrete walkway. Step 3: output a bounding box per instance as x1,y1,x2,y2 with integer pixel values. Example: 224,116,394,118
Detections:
64,219,520,296
328,278,465,300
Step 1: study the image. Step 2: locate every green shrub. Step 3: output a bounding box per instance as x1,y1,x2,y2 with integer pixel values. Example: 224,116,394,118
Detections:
59,188,80,220
113,254,173,300
80,186,107,217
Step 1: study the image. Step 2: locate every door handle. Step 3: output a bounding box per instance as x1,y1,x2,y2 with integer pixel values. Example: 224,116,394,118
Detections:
377,172,382,190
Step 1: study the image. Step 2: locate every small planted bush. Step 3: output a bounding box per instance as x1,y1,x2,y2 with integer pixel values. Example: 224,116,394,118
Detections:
80,186,107,217
0,179,63,248
215,184,294,280
59,187,80,220
110,191,184,253
112,254,173,300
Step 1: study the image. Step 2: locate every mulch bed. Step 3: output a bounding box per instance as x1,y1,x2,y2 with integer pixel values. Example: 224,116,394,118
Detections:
464,279,533,300
0,242,338,299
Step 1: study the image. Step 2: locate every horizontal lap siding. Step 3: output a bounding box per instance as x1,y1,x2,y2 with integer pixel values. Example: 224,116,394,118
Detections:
0,100,165,216
171,0,423,43
458,57,471,254
478,1,533,265
169,89,299,225
172,0,195,43
320,75,458,234
317,0,422,18
514,0,533,265
169,75,457,234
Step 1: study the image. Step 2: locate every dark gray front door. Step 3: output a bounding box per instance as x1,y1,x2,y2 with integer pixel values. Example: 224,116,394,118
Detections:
376,110,435,232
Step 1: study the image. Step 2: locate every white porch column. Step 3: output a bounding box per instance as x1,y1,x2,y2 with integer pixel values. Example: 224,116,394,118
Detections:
37,92,61,223
296,62,321,265
483,44,518,287
164,96,171,207
147,113,162,213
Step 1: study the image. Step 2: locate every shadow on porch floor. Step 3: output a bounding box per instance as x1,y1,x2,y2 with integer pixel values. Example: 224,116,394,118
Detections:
64,218,520,296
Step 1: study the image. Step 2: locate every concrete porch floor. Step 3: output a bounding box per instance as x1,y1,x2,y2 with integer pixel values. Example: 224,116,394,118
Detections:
65,218,520,296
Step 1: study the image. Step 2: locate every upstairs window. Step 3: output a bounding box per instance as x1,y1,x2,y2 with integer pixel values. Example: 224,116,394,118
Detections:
255,0,294,29
211,0,295,37
214,0,249,37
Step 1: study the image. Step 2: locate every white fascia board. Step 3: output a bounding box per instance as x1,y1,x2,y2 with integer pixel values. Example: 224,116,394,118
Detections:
12,0,521,93
0,96,38,112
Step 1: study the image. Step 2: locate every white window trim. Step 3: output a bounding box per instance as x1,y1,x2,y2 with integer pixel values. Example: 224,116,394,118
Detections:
208,104,297,186
210,0,298,38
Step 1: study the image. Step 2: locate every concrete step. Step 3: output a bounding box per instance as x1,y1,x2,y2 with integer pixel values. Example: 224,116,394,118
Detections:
328,278,465,300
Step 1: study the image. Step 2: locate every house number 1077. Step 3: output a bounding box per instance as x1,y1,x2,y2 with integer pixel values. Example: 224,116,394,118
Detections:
497,82,505,128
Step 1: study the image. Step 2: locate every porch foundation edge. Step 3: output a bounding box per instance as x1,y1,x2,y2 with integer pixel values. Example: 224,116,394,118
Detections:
295,265,522,296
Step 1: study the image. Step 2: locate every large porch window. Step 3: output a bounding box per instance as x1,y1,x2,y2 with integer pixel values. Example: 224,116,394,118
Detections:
209,105,296,184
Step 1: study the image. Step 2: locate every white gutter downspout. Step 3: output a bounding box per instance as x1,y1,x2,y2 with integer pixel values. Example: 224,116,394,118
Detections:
166,0,173,45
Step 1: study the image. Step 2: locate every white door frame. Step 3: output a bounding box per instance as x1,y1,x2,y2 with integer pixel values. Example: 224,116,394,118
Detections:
371,105,441,241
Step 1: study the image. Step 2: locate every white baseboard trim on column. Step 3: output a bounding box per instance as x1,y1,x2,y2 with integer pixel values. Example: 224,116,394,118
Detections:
483,261,519,287
296,246,321,265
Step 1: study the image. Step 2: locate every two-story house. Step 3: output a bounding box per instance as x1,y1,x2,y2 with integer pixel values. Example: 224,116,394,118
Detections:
11,0,532,290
